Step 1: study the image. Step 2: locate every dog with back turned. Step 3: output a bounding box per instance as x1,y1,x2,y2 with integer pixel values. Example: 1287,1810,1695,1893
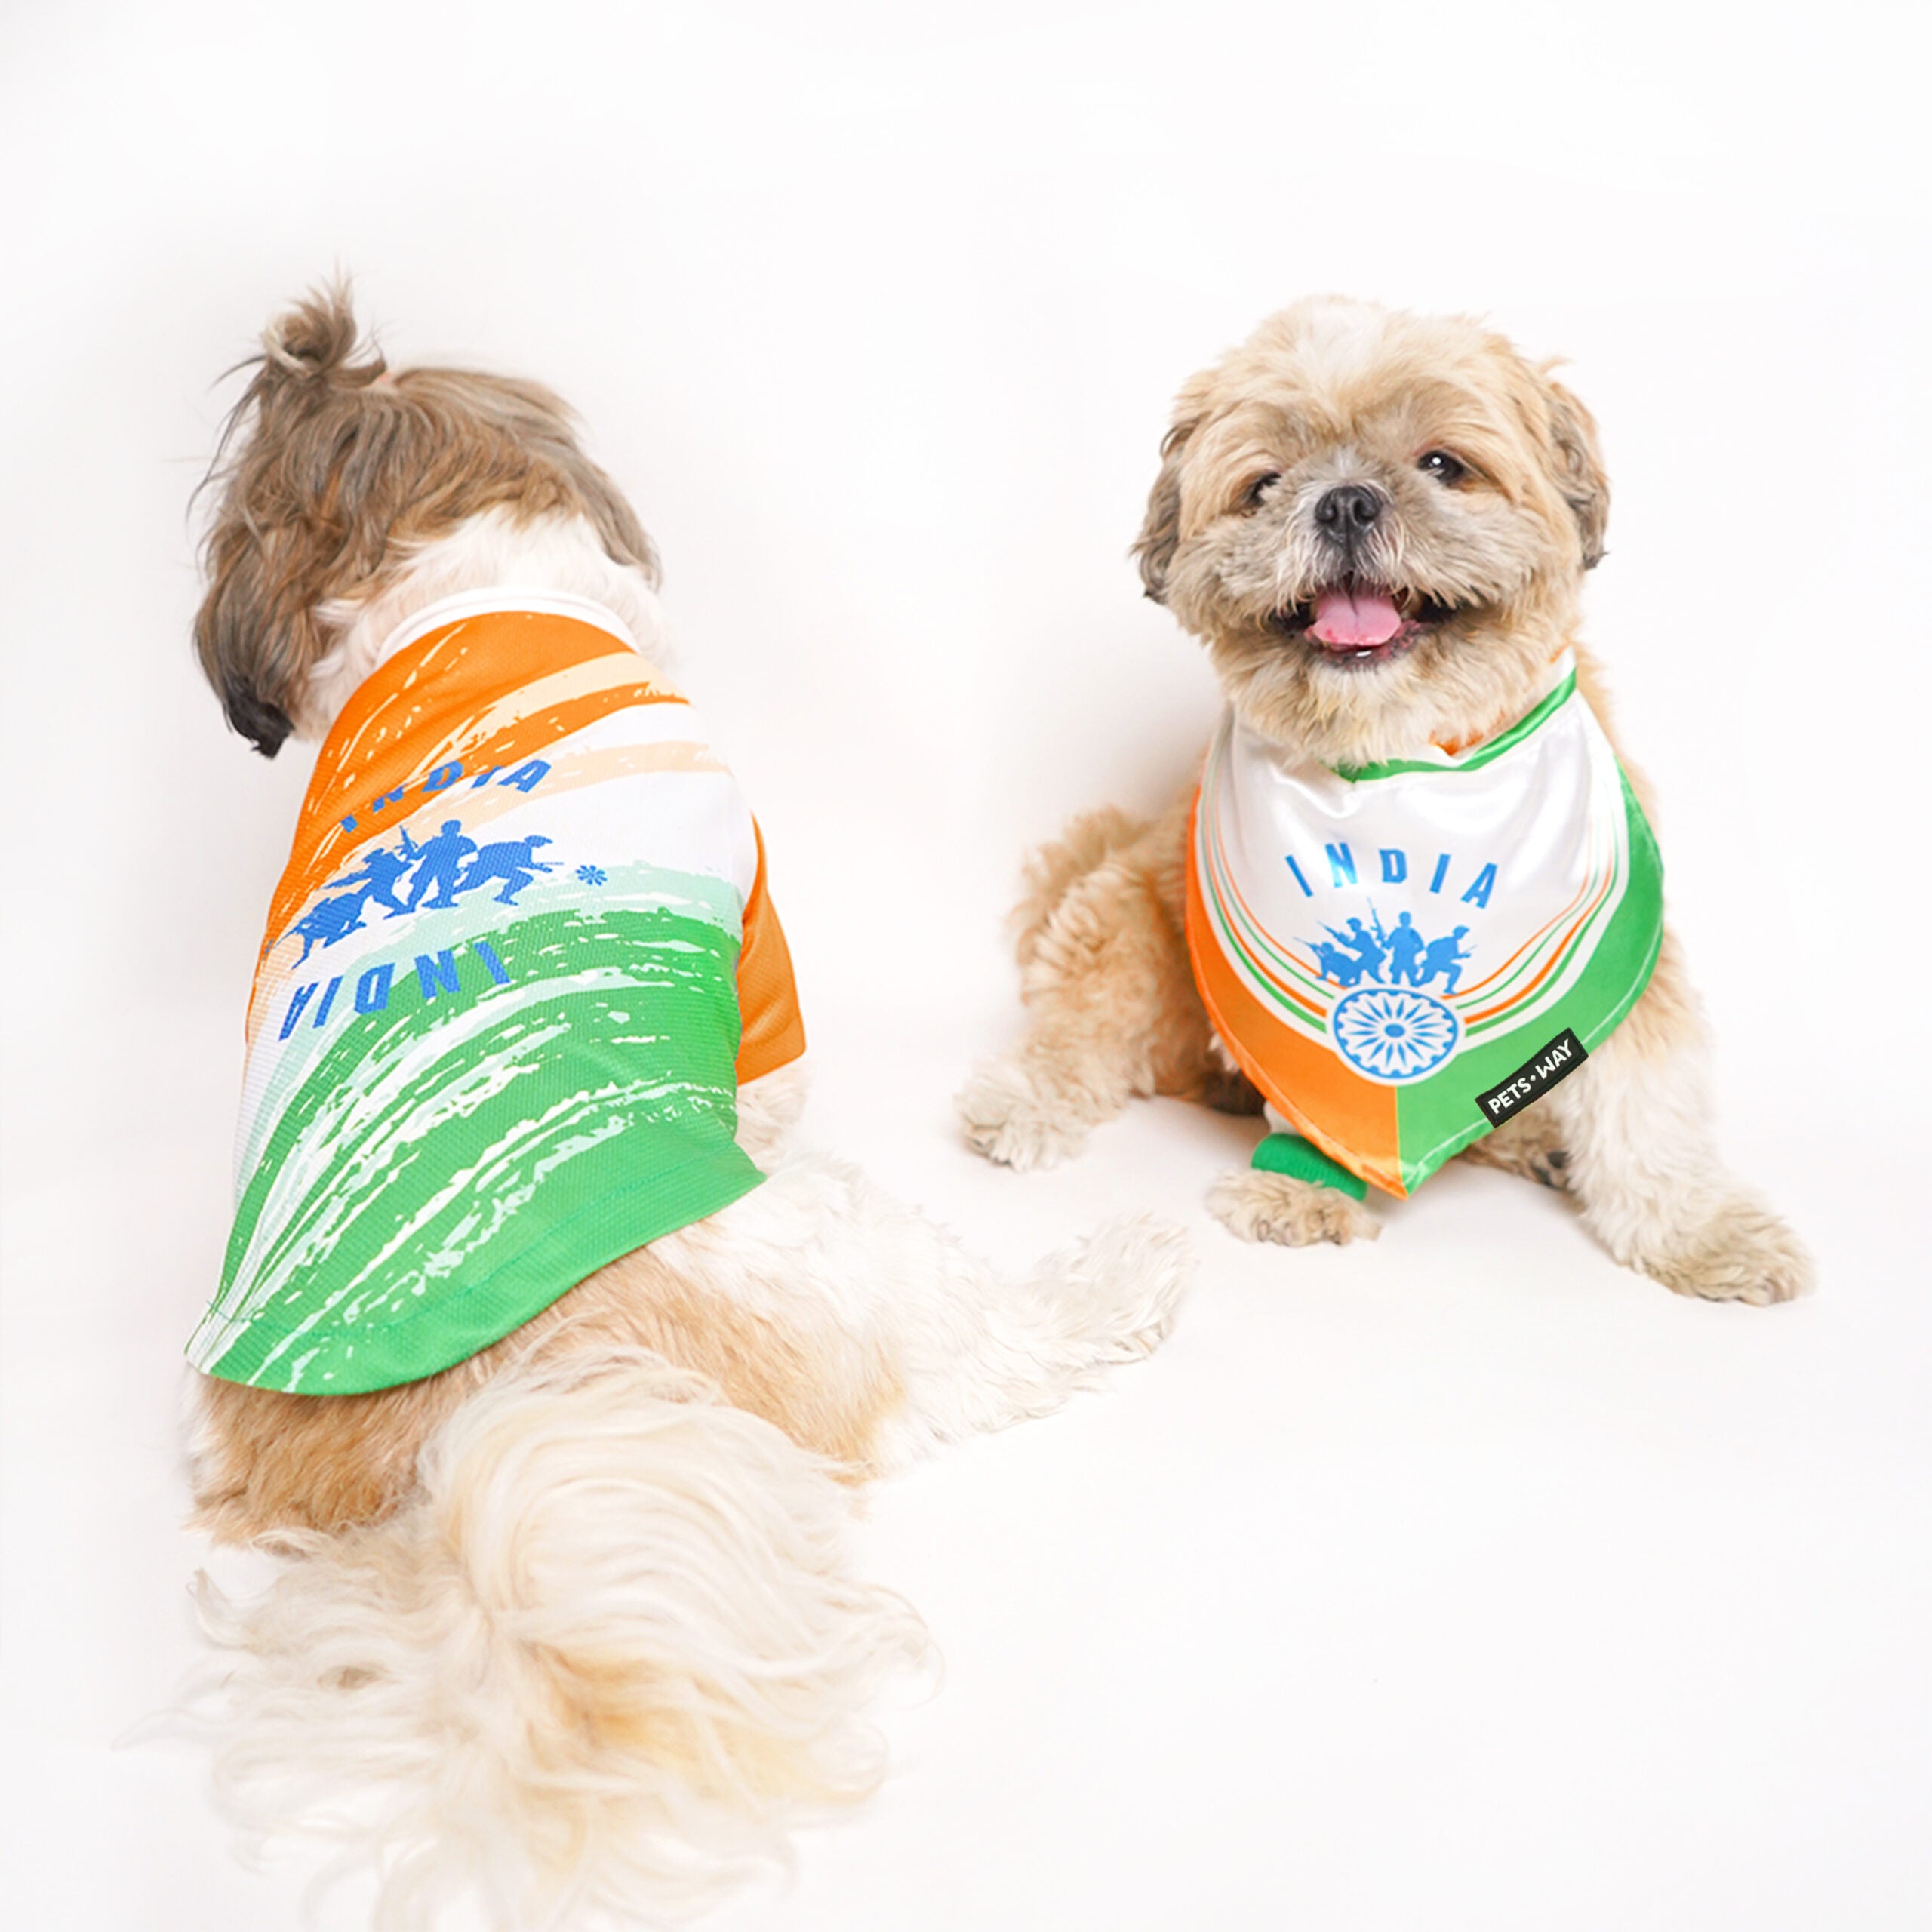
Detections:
183,286,1189,1930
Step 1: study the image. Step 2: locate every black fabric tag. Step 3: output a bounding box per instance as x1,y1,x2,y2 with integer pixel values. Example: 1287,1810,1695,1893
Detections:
1475,1027,1588,1125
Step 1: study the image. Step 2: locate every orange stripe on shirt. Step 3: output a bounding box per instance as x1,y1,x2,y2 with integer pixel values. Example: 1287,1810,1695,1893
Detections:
261,611,678,967
735,826,806,1084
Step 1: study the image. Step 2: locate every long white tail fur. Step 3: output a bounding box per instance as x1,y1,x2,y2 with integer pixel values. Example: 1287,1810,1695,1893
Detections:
195,1349,931,1930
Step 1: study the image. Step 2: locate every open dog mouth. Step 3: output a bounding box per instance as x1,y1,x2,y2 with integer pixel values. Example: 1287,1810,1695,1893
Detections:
1266,581,1461,665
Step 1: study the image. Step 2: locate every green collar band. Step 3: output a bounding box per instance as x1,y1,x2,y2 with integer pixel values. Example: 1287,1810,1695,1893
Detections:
1331,666,1577,784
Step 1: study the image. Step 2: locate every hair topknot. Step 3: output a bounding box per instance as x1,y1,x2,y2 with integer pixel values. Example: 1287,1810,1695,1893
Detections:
258,283,387,388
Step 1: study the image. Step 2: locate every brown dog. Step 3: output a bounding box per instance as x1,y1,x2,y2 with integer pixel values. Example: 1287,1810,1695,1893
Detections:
181,288,1189,1927
961,297,1809,1305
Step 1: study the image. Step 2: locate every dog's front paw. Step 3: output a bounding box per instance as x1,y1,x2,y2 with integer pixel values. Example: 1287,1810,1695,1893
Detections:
1641,1196,1815,1306
1207,1167,1380,1247
957,1059,1092,1171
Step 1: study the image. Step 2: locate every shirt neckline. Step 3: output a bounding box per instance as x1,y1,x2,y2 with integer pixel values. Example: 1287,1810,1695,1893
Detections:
374,587,641,666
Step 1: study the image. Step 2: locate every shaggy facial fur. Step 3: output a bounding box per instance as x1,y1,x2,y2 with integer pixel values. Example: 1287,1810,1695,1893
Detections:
961,297,1811,1306
1136,295,1608,770
185,288,1191,1930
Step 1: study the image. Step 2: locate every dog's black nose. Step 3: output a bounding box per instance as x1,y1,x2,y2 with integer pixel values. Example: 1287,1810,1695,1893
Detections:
1314,484,1385,539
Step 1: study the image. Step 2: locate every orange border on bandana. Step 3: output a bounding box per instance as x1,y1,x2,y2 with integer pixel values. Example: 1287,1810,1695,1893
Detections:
1185,792,1406,1198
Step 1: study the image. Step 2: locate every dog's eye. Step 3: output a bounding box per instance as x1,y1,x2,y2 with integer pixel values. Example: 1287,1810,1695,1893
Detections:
1417,450,1467,485
1244,472,1281,509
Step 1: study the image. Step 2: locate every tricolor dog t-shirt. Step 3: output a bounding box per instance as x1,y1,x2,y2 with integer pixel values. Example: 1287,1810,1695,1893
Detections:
186,592,804,1396
1186,655,1664,1199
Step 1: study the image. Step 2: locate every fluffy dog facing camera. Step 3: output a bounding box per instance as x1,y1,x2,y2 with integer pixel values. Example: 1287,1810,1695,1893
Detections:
182,288,1189,1928
961,297,1808,1305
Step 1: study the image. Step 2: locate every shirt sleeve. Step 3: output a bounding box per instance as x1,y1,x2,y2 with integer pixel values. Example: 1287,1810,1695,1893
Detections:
734,822,805,1084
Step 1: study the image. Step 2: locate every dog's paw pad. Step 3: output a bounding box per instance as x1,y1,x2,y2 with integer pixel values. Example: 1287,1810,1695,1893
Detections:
1207,1168,1380,1248
1461,1117,1575,1193
1531,1146,1574,1191
957,1061,1091,1171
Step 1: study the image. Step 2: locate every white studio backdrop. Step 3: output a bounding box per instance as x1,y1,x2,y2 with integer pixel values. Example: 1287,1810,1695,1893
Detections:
2,2,1927,1928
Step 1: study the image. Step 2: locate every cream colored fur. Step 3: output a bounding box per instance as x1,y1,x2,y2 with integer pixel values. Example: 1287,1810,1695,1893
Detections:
198,1350,929,1931
192,512,1192,1927
302,506,678,735
961,298,1810,1306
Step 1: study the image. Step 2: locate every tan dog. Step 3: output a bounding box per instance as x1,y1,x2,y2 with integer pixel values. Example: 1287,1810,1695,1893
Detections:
961,297,1809,1305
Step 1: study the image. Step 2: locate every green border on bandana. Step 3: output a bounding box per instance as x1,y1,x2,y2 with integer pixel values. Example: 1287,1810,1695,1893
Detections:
1332,670,1579,783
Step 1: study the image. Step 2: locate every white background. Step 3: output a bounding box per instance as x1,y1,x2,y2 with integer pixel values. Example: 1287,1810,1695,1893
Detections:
2,2,1928,1927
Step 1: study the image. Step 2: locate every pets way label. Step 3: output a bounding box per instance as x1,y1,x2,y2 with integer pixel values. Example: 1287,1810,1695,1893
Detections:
1475,1027,1588,1125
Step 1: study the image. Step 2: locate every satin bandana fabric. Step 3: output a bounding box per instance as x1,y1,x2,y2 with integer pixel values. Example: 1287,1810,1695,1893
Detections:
1186,658,1663,1198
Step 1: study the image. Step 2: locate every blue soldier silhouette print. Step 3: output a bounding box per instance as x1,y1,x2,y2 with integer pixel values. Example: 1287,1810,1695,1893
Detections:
1304,912,1478,998
290,835,424,961
299,822,565,944
1385,910,1425,986
1331,917,1388,984
402,821,480,911
291,890,373,963
327,830,420,918
1414,925,1473,995
455,834,556,906
1307,937,1365,987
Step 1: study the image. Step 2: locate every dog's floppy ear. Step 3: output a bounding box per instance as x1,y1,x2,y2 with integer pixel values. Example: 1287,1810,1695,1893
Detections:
192,284,383,758
1539,367,1610,571
1133,414,1199,603
223,679,296,759
197,542,305,758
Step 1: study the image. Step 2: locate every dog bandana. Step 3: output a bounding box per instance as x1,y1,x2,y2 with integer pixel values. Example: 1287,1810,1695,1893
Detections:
186,593,804,1395
1186,655,1663,1198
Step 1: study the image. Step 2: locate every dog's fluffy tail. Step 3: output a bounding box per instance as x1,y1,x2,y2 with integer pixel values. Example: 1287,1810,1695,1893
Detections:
195,1349,930,1930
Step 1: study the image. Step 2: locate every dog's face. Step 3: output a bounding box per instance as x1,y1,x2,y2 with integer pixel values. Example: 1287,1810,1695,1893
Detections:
1136,297,1608,764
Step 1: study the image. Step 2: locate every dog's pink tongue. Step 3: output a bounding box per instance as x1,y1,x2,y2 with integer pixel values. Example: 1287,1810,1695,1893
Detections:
1310,587,1403,648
